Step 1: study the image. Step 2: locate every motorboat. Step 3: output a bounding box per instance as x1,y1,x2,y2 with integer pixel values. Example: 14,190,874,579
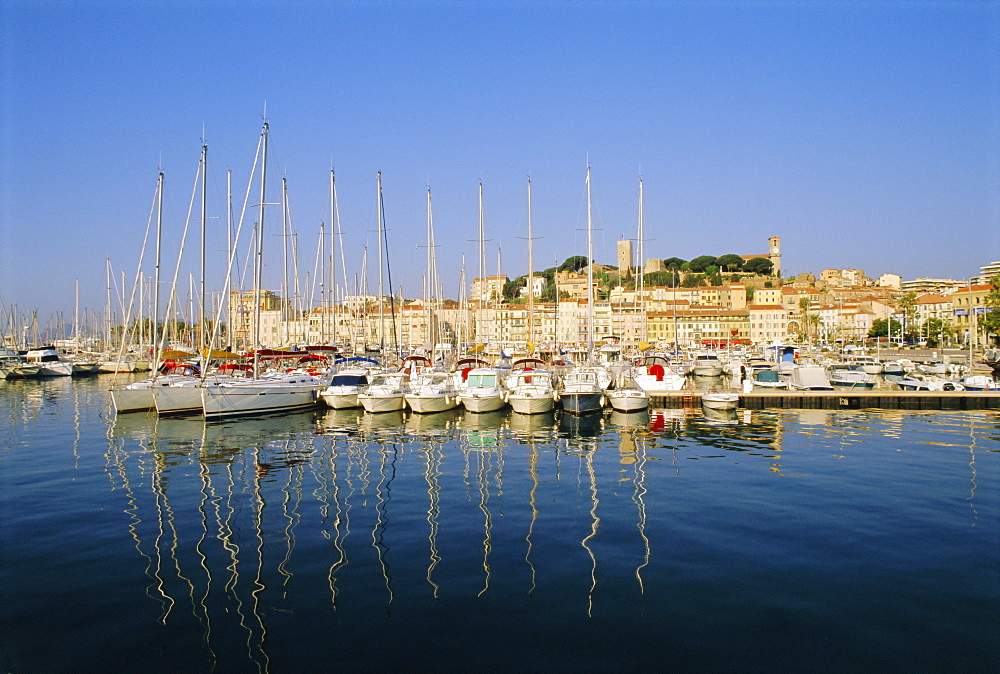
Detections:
405,371,461,414
631,355,687,394
558,366,609,415
24,347,74,377
358,372,409,413
691,352,725,377
881,360,906,376
606,373,650,412
789,365,834,391
827,364,877,389
751,367,789,389
849,355,884,375
507,367,557,415
961,375,999,391
702,391,739,411
319,361,378,409
458,367,508,413
896,376,964,392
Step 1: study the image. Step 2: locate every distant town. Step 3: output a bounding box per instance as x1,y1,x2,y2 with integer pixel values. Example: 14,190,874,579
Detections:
219,237,999,353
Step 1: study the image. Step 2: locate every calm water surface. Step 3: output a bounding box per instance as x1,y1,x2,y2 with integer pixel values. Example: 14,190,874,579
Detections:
1,376,998,672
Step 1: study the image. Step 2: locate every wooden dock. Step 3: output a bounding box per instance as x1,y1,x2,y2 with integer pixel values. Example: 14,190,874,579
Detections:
650,391,1000,411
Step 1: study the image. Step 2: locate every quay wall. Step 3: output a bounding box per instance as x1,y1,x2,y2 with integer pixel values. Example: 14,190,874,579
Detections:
651,391,1000,411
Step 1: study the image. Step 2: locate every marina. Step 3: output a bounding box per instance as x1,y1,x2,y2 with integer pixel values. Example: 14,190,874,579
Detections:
1,375,998,671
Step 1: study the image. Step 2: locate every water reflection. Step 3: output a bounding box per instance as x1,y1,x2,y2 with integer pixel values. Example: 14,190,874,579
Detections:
30,393,985,672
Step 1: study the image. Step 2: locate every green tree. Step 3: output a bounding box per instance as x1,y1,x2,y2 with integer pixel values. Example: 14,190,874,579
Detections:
687,255,718,273
716,254,744,272
869,317,902,339
681,272,706,288
744,257,774,275
558,256,589,273
662,257,686,271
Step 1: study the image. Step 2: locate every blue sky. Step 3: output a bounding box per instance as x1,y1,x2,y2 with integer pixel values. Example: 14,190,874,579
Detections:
1,1,998,331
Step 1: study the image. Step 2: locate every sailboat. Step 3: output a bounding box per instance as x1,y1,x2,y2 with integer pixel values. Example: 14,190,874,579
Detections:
558,165,610,415
200,121,326,419
112,172,166,413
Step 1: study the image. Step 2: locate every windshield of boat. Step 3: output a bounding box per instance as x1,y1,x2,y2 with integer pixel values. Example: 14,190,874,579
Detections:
467,373,496,387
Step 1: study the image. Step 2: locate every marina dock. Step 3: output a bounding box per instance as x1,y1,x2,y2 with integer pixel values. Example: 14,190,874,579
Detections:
652,390,1000,411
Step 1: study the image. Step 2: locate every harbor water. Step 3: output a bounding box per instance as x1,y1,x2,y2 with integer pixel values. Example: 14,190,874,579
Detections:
1,376,998,672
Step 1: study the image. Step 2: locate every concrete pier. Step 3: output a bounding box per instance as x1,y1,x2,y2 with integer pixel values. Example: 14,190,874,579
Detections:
651,391,1000,411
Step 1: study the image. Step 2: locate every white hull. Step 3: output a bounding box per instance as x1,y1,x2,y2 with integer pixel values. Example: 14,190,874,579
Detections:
111,384,156,413
37,362,74,377
406,393,460,414
201,381,319,419
320,389,360,409
459,392,507,413
153,384,205,415
607,390,649,412
509,392,556,415
702,392,739,410
692,365,724,377
359,393,406,413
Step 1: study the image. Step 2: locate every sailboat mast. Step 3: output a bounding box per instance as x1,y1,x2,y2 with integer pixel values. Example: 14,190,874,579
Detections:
153,172,163,371
377,171,385,352
199,143,207,358
254,121,269,348
527,178,534,347
329,168,337,346
637,177,645,349
586,164,594,358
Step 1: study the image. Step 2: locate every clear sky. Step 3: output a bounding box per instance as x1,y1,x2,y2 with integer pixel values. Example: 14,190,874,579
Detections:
2,0,998,333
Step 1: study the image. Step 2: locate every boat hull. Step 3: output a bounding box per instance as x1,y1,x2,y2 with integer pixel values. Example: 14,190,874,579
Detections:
508,391,555,414
702,393,739,411
359,393,406,413
459,392,507,413
559,391,604,415
607,390,649,412
405,394,460,414
111,385,156,413
319,387,361,410
201,383,319,419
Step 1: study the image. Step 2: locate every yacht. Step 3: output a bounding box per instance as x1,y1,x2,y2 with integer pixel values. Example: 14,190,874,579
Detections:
458,367,508,413
507,367,557,415
405,371,461,414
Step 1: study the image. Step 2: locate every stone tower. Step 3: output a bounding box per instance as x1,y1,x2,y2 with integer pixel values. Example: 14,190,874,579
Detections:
617,239,633,274
768,236,781,277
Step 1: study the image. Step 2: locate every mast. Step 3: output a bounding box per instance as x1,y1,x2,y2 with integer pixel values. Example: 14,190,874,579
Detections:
586,164,594,359
527,178,534,348
199,143,207,361
376,172,385,352
329,168,337,346
637,177,645,349
152,172,163,372
281,176,289,346
254,121,269,349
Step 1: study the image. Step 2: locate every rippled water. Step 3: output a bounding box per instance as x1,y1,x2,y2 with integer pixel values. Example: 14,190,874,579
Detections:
1,377,998,672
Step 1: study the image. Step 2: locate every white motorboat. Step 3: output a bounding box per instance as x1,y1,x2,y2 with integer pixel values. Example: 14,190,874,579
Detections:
961,375,999,391
201,371,322,419
702,391,739,411
631,355,687,394
319,367,375,409
0,349,41,379
897,377,964,392
691,352,725,377
507,368,557,415
789,365,834,391
827,364,877,389
24,347,73,377
405,371,461,414
751,367,789,389
458,367,507,413
358,372,409,413
606,374,650,412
